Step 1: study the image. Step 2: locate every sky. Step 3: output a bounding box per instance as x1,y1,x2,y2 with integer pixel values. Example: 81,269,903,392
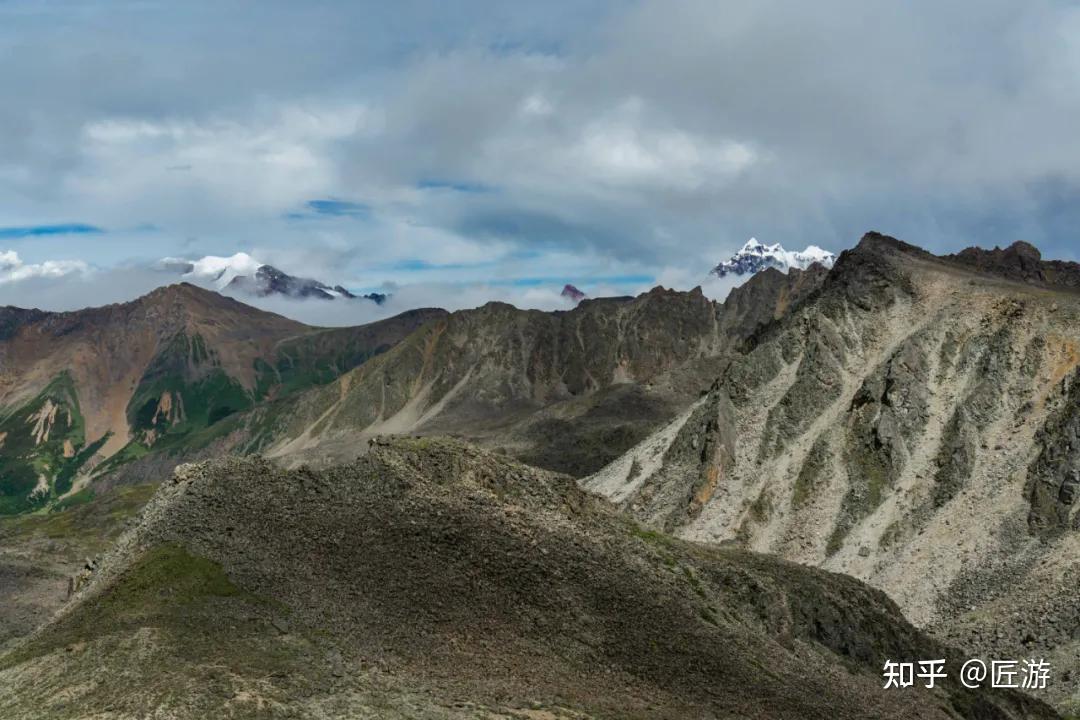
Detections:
2,0,1080,323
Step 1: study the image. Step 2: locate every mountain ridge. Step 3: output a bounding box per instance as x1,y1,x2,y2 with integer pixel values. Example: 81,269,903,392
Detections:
584,231,1080,713
0,285,442,513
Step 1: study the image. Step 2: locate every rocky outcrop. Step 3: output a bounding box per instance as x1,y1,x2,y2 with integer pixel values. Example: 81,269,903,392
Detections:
720,263,829,340
946,241,1080,290
1028,368,1080,534
250,286,732,476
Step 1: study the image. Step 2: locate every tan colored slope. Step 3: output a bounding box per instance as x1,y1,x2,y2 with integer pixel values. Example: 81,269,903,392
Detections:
584,234,1080,713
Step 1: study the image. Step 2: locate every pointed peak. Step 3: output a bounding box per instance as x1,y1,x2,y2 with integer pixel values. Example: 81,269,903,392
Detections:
711,239,837,279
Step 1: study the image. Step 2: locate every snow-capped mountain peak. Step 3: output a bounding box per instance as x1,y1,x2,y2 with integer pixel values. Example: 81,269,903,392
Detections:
187,253,264,289
158,252,265,290
156,253,388,304
710,238,836,278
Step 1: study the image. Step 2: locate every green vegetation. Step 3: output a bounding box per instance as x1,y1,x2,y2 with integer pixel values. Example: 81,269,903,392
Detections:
791,436,831,509
88,438,151,478
829,426,895,556
0,542,320,717
252,327,393,401
120,332,258,463
0,483,157,551
4,545,244,663
748,488,773,523
0,372,98,515
52,487,95,511
55,434,109,496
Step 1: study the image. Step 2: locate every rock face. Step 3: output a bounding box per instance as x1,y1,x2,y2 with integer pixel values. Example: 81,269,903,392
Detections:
245,273,838,478
0,438,1057,719
585,233,1080,713
1,273,817,512
720,263,830,340
946,241,1080,290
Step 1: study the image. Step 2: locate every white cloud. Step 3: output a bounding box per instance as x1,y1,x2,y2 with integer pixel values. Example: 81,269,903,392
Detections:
5,0,1080,313
574,119,756,190
64,104,376,229
0,249,88,284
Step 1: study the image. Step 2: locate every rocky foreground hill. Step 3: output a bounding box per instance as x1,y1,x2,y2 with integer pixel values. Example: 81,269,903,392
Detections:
585,233,1080,713
0,439,1059,719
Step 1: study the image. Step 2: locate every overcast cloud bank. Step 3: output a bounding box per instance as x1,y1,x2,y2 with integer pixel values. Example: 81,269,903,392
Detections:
3,1,1079,321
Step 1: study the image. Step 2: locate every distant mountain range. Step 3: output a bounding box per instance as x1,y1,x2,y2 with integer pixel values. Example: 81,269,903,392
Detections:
161,253,387,304
711,238,836,278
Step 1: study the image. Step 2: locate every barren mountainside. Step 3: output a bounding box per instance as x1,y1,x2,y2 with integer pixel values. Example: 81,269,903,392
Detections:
243,272,833,477
0,439,1058,719
585,233,1080,713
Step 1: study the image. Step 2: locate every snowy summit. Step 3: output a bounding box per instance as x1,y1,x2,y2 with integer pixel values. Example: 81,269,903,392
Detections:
710,238,836,278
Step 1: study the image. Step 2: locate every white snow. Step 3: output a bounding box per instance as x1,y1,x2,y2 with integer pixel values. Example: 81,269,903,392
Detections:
179,253,264,289
711,237,836,277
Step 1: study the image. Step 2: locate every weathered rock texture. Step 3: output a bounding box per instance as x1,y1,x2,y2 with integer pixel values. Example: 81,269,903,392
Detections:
585,233,1080,713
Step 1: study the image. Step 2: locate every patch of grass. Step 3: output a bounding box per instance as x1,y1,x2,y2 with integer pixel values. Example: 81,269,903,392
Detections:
91,439,151,477
698,606,719,626
126,333,254,446
628,523,676,548
55,433,110,496
0,483,157,551
5,545,246,665
252,327,395,402
681,565,707,600
53,487,95,511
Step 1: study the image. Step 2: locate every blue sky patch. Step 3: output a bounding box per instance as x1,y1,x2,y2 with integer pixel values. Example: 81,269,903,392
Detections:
0,223,104,239
489,274,653,288
287,199,371,221
386,258,498,272
417,178,494,194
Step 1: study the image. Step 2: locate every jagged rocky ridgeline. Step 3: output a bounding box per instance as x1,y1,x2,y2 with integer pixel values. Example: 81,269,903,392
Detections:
0,438,1059,719
585,233,1080,713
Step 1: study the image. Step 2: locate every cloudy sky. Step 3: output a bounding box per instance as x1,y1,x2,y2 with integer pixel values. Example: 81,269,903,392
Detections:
2,0,1079,322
